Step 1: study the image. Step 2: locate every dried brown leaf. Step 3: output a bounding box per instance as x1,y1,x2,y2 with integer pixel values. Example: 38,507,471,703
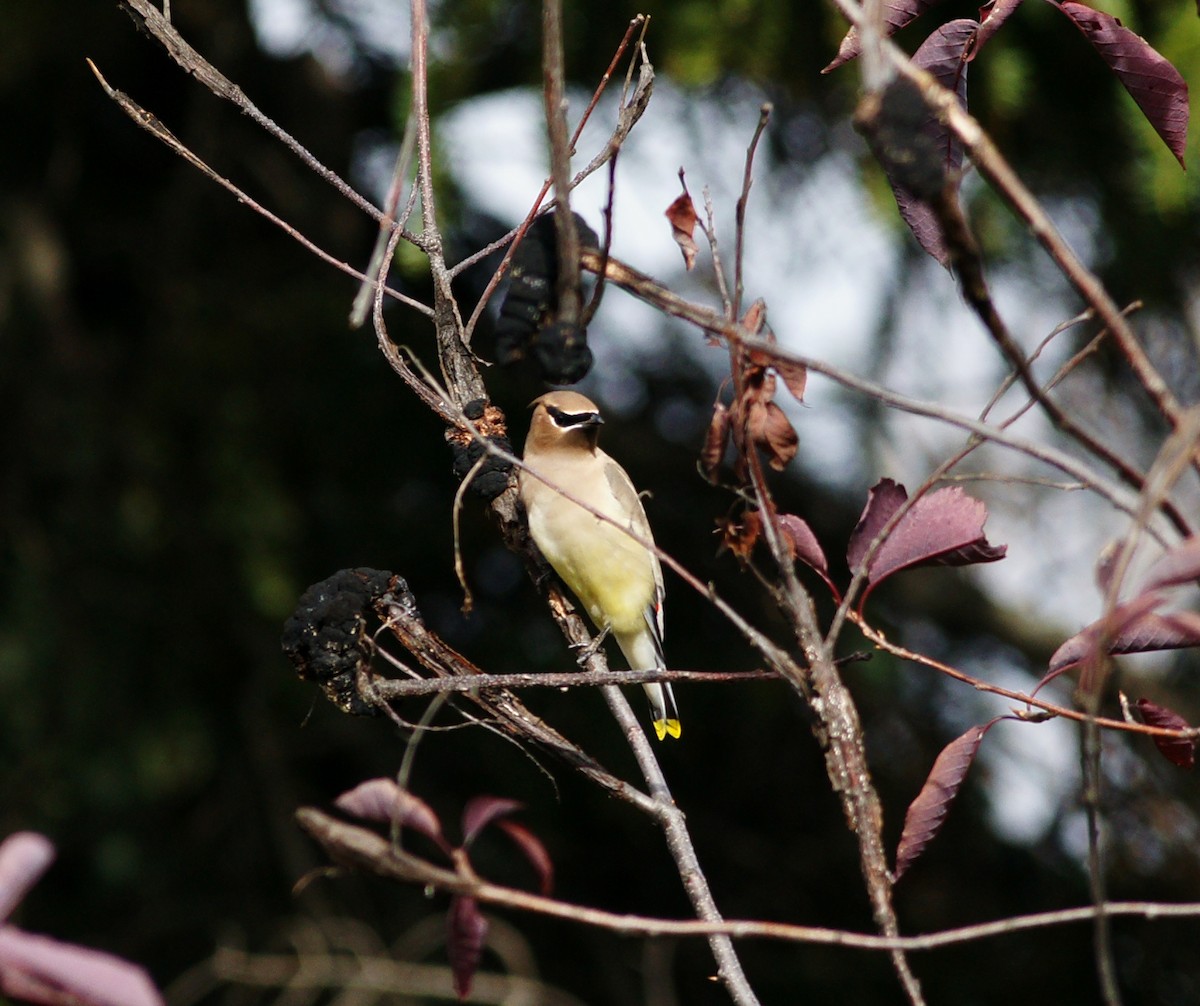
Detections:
701,402,731,484
741,299,768,335
717,510,762,560
665,191,699,270
772,357,808,404
758,401,799,471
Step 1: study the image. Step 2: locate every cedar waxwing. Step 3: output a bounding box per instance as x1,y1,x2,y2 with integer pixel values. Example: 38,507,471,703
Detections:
519,391,682,740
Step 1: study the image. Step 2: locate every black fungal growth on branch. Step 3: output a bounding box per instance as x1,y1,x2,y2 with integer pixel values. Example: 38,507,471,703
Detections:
446,398,514,502
281,568,413,716
493,211,599,384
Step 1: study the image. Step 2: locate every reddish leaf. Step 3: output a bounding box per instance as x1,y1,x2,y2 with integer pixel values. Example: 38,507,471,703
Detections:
716,509,762,560
334,779,445,846
847,481,1006,608
1048,605,1200,673
0,929,164,1006
1056,1,1189,167
895,720,995,880
494,819,555,896
823,0,953,72
0,833,55,923
1135,698,1196,770
779,514,841,600
1141,535,1200,592
665,191,699,270
893,192,950,266
887,19,976,265
974,0,1024,55
847,478,910,575
701,402,730,484
913,19,974,170
778,514,829,576
447,895,488,1001
461,796,524,846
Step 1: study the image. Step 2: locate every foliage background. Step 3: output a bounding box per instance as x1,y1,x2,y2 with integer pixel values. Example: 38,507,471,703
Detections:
4,1,1200,1002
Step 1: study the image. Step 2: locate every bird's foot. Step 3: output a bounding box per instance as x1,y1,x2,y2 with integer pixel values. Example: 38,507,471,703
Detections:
571,625,611,665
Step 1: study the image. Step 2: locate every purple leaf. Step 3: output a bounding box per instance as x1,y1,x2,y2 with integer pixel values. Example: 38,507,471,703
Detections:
461,796,524,847
824,0,954,72
0,929,164,1006
0,833,55,922
778,514,829,575
887,19,977,265
493,819,555,896
1135,697,1196,770
1140,535,1200,593
973,0,1025,55
1055,1,1189,167
893,192,951,265
848,481,1006,608
1046,600,1200,673
895,721,997,880
447,895,488,1001
847,478,910,575
913,19,975,170
778,514,840,599
334,779,445,846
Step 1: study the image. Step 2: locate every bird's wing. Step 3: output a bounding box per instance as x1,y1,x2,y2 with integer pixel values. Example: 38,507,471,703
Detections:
602,453,666,651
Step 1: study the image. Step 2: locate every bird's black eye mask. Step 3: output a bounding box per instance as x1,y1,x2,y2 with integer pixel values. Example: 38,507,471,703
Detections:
546,405,602,429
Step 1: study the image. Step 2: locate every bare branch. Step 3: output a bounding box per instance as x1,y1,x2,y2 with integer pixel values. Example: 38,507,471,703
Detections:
297,809,1200,951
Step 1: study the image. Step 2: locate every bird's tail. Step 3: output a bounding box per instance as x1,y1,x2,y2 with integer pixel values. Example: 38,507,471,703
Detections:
643,682,682,741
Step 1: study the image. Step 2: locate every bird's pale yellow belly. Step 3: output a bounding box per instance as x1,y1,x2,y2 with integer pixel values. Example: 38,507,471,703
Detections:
528,501,654,636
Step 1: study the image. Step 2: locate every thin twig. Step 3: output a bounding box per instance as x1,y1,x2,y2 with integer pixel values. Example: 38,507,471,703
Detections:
457,17,651,341
87,59,432,318
851,616,1200,742
732,104,772,320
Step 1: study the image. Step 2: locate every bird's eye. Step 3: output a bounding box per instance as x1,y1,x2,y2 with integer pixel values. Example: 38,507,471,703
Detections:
547,406,597,428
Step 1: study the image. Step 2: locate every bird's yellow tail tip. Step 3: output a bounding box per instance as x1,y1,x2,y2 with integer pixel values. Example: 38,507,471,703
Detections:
654,719,683,741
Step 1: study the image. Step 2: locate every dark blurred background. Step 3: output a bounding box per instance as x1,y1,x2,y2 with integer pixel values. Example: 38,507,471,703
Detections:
5,1,1200,1003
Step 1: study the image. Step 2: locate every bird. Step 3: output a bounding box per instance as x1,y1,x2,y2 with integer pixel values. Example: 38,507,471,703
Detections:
519,390,681,741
